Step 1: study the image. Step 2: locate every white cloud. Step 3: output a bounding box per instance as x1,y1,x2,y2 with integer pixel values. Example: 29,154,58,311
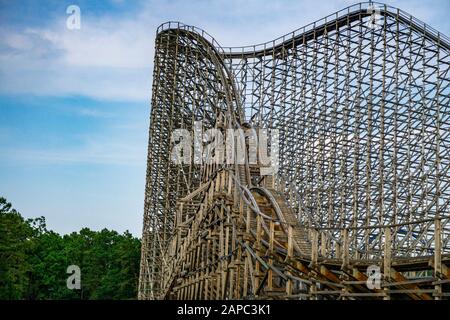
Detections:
1,132,147,167
3,146,142,166
0,0,448,101
0,6,157,101
25,17,154,69
76,107,115,118
2,32,34,50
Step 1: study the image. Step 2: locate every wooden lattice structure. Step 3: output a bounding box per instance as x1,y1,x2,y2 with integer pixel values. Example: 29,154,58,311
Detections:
139,2,450,300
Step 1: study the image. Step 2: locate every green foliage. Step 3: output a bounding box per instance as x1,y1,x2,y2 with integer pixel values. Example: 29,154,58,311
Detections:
0,197,141,300
0,197,33,299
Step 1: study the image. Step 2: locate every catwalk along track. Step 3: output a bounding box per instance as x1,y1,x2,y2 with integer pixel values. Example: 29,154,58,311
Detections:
139,2,450,300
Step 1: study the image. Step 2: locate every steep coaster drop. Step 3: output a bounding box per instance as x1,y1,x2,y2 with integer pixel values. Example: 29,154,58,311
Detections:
139,2,450,300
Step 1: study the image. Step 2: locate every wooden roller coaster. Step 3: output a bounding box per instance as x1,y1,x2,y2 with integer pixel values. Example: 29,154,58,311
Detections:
138,2,450,300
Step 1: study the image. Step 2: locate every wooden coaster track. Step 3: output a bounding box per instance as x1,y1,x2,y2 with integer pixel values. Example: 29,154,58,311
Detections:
154,166,449,300
139,2,450,300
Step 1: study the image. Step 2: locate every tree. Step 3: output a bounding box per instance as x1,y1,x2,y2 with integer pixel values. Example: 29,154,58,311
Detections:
0,197,33,299
0,196,141,300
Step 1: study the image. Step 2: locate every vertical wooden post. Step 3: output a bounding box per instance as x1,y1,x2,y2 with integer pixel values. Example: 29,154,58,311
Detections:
205,271,209,300
320,232,327,257
287,225,294,258
286,225,294,296
243,256,248,298
383,227,391,300
268,220,275,290
341,229,349,269
434,218,442,300
310,229,318,267
335,241,341,259
255,215,262,293
309,281,317,300
177,203,183,227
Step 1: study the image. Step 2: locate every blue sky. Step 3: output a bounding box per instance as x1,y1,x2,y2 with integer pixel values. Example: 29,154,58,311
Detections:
0,0,449,237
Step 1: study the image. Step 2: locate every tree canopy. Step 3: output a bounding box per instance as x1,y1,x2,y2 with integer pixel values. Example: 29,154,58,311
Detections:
0,197,141,300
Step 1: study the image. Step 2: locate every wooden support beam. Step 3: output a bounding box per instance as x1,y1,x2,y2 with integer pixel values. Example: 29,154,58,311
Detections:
341,229,349,269
383,227,392,300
